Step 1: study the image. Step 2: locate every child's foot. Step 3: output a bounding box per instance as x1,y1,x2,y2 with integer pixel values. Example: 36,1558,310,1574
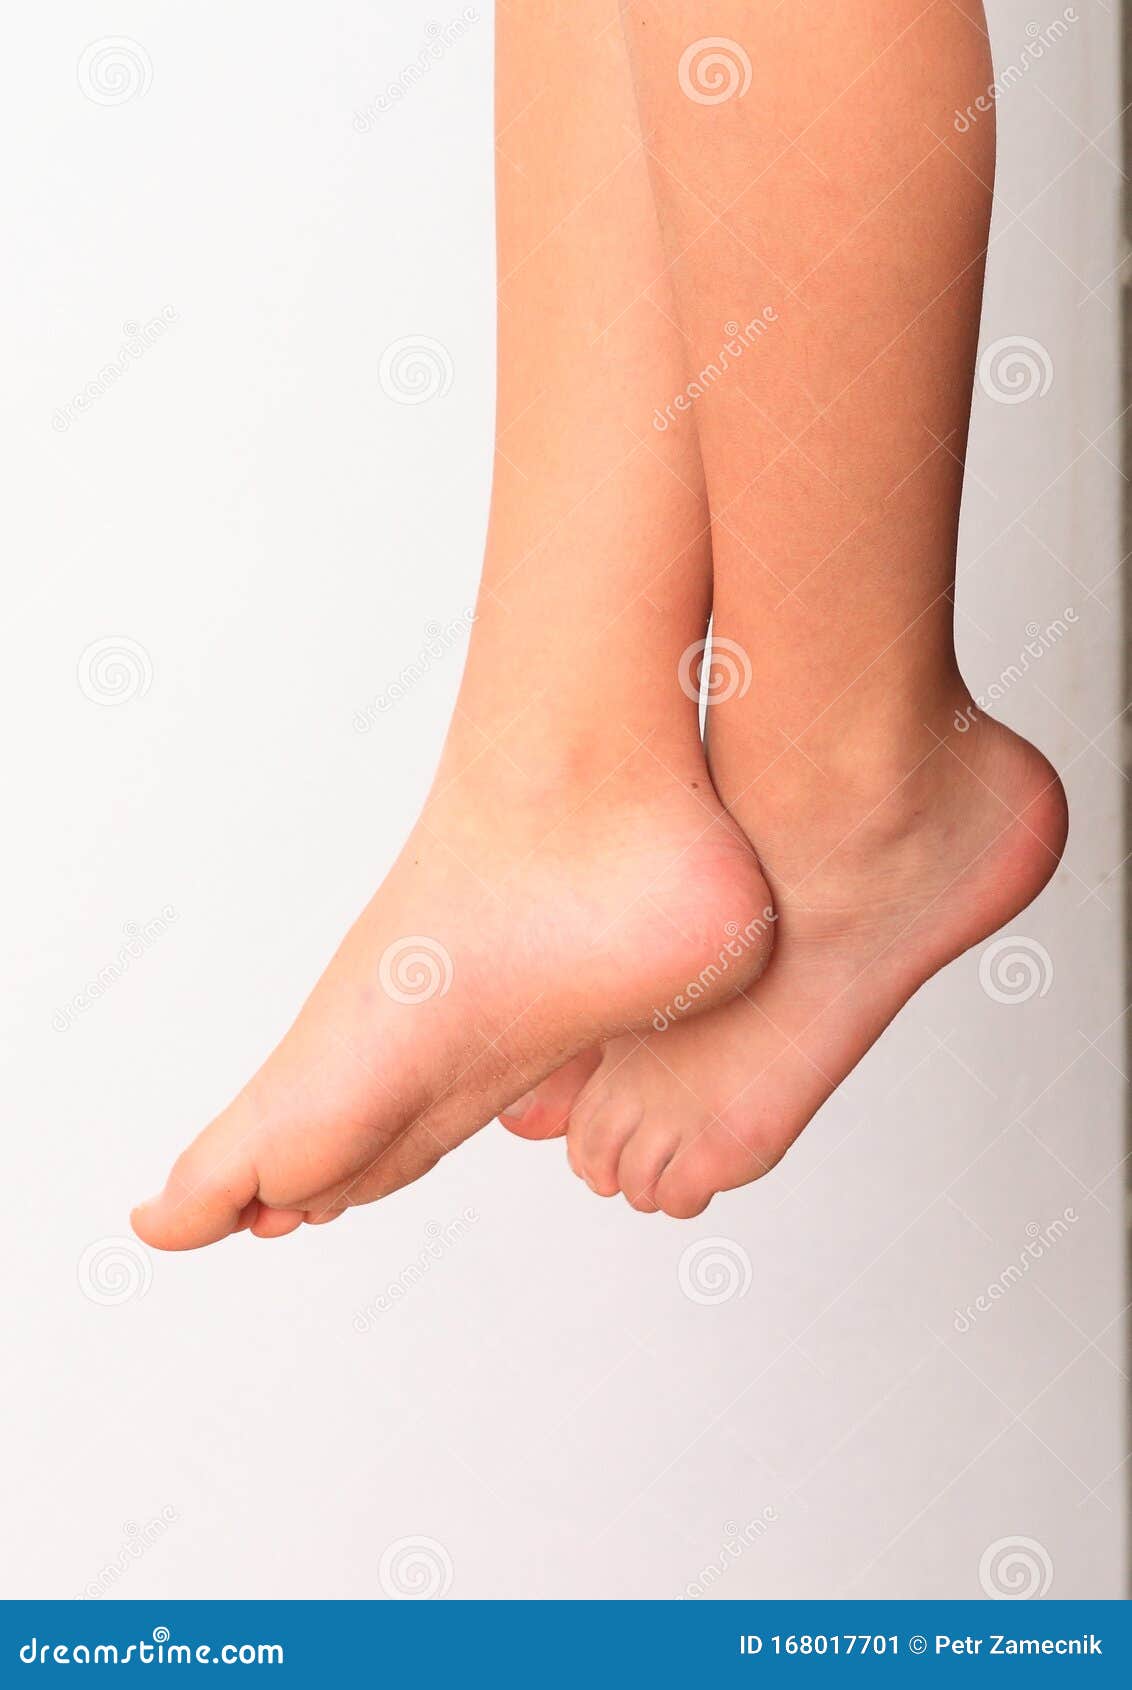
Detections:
132,734,773,1249
502,709,1067,1218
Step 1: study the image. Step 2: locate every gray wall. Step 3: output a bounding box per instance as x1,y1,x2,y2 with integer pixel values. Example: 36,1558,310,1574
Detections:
0,0,1124,1599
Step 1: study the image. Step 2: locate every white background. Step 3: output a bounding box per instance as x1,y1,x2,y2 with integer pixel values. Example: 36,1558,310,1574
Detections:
2,1,1126,1599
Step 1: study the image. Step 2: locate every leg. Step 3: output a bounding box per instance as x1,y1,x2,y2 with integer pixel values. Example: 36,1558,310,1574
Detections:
509,0,1066,1215
132,0,772,1250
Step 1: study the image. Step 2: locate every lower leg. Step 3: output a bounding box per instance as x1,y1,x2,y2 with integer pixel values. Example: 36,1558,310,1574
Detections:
132,0,772,1250
537,0,1066,1215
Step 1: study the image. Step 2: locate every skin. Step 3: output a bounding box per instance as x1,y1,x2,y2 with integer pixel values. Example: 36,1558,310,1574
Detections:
501,0,1067,1217
133,0,1067,1247
132,0,772,1251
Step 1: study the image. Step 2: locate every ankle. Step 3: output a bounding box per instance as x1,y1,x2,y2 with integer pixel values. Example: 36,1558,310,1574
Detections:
433,706,708,825
715,683,972,831
719,695,1066,899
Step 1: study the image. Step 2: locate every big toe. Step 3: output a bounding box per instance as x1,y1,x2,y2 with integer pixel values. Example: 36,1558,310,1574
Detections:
132,1097,262,1252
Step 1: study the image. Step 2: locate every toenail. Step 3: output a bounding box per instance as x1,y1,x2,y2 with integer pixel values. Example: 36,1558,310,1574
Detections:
505,1090,536,1119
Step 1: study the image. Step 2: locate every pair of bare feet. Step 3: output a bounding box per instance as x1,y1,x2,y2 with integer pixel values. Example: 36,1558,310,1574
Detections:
131,0,1068,1250
131,689,1065,1249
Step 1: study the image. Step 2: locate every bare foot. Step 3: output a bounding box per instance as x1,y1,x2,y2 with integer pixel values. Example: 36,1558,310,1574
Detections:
132,733,773,1249
502,707,1067,1218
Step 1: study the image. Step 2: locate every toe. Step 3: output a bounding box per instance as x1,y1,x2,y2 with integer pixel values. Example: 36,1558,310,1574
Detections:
653,1141,718,1220
132,1099,261,1252
303,1206,348,1227
498,1050,602,1141
298,1184,354,1226
569,1094,640,1197
617,1128,679,1213
250,1206,305,1240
